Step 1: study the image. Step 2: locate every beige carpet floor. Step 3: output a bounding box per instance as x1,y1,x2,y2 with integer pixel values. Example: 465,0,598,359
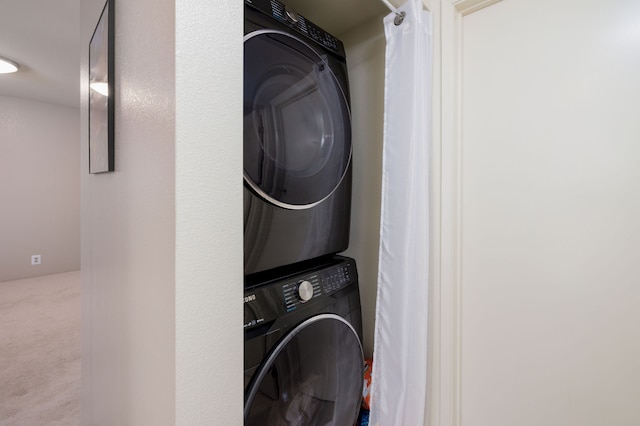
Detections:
0,271,81,425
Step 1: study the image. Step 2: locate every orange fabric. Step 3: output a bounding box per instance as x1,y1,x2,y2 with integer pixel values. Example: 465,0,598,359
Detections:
362,358,373,410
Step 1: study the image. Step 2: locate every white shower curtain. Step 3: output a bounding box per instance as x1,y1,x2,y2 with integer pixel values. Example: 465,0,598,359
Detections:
370,1,432,425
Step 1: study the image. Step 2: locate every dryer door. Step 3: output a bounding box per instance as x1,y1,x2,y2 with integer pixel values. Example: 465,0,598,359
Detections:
244,30,352,210
245,314,364,426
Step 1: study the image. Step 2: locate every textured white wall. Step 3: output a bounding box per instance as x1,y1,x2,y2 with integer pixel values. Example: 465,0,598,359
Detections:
342,17,386,358
80,0,177,423
175,0,243,424
0,96,80,282
460,0,640,424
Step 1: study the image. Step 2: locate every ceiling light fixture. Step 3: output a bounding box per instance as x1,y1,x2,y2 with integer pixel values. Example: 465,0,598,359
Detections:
0,56,19,74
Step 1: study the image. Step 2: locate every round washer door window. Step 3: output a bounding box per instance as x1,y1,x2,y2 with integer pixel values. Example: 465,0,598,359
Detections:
244,30,352,209
244,314,364,426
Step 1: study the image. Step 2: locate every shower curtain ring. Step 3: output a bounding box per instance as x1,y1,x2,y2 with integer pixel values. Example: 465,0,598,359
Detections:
394,11,406,26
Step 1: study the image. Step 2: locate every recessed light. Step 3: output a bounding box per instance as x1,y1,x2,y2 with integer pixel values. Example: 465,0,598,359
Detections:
0,56,19,74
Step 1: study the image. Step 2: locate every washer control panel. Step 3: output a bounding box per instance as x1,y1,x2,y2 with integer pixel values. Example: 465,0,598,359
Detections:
280,260,357,311
244,257,358,329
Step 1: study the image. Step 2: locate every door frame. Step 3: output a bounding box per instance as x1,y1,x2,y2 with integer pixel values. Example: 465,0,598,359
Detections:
430,1,503,426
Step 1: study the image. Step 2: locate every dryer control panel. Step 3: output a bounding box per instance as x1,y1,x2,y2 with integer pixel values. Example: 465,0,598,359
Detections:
245,0,345,57
244,257,358,330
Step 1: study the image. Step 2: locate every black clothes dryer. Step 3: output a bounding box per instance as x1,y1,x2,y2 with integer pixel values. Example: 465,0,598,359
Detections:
244,0,353,276
244,256,364,426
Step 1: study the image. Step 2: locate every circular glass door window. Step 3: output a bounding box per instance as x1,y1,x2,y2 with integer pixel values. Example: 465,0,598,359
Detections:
244,30,352,209
244,314,364,425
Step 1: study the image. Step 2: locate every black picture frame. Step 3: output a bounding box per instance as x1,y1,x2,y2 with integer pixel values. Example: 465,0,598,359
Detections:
89,0,114,174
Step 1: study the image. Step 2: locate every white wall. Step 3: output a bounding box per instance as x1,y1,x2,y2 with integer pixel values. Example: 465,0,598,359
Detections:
174,0,243,424
342,17,386,358
456,0,640,424
80,0,177,423
80,0,242,424
0,96,80,282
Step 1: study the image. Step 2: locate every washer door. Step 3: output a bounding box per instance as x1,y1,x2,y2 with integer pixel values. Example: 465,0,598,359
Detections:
244,30,352,210
245,314,364,426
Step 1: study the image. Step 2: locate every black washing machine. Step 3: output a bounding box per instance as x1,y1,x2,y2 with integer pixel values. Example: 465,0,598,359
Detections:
244,0,353,276
244,256,364,425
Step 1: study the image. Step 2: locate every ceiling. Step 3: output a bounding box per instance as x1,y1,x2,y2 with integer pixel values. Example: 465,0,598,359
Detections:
283,0,390,36
0,0,391,110
0,0,80,108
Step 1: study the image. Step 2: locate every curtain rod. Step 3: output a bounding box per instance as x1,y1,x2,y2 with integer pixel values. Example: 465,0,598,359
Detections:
379,0,406,25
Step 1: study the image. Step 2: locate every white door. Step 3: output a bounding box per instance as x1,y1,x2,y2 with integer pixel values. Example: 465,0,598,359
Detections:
444,0,640,424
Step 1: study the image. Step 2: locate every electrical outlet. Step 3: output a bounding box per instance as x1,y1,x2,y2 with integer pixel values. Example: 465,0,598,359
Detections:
31,255,41,265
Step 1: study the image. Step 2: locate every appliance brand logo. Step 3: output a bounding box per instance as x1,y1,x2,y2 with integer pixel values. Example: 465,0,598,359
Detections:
244,294,256,303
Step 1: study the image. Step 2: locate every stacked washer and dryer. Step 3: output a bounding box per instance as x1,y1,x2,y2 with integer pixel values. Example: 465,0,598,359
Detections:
243,1,365,424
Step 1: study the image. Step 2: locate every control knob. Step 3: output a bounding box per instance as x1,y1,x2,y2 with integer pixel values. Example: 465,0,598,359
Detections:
285,6,300,24
298,280,314,302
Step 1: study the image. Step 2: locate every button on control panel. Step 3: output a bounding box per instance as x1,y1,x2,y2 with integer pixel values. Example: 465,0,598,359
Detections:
321,263,352,295
308,24,339,51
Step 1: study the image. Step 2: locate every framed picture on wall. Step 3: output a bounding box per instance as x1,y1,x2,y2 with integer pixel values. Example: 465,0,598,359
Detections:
89,0,114,173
